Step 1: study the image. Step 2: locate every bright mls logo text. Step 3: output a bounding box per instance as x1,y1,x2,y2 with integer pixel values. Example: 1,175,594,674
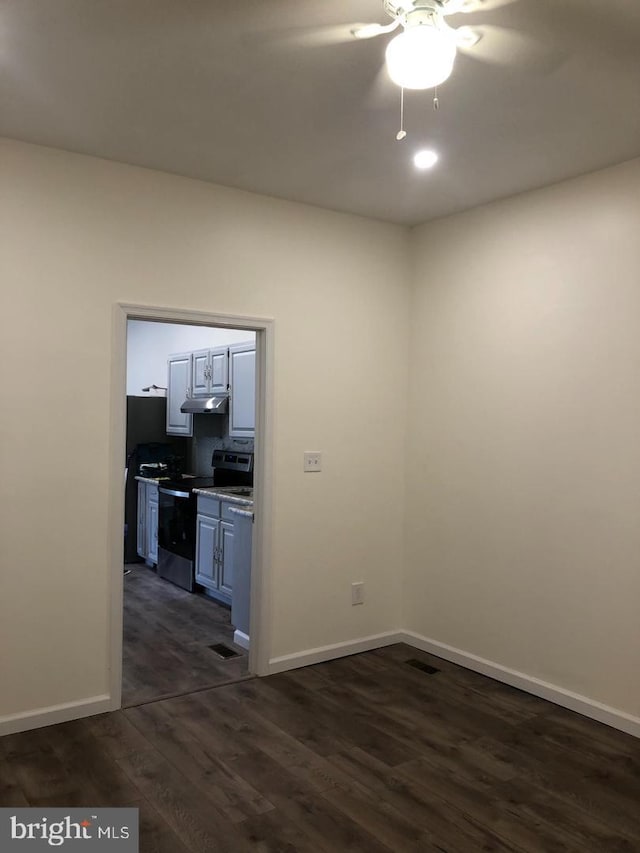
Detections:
10,815,131,846
1,808,138,850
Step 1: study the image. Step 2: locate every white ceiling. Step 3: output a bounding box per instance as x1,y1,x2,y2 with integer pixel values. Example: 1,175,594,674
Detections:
2,0,640,225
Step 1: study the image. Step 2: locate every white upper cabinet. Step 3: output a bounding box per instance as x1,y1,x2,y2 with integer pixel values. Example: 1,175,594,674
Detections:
190,346,229,397
166,352,193,436
191,349,210,396
167,340,254,438
210,347,229,394
228,343,256,438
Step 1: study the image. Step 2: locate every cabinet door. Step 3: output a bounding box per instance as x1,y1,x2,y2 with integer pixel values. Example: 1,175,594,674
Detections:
230,515,252,637
195,514,219,591
136,481,147,558
146,486,159,564
191,349,210,397
228,343,256,438
210,346,229,395
219,520,235,597
167,353,193,436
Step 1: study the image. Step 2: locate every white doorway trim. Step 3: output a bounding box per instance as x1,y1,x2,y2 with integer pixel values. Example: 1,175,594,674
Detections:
108,302,275,710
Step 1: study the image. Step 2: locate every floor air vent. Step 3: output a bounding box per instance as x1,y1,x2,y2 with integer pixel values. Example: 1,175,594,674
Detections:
406,659,440,675
208,643,240,659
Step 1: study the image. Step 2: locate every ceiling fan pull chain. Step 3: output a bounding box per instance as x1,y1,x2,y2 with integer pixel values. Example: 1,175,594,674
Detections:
433,85,440,111
396,87,407,140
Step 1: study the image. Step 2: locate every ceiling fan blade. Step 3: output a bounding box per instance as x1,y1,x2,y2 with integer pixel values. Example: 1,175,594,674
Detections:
271,22,379,50
443,0,520,15
353,20,401,40
455,24,560,71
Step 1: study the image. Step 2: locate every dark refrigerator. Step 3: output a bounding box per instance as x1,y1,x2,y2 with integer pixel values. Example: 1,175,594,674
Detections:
124,396,187,563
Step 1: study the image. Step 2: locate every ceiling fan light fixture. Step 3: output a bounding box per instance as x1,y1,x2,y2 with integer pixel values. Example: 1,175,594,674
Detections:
385,24,456,89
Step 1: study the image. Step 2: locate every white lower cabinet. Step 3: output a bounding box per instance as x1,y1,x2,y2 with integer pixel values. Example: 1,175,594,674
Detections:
136,481,159,565
219,520,234,597
195,512,219,590
230,510,252,650
146,488,159,564
136,481,147,559
195,495,234,605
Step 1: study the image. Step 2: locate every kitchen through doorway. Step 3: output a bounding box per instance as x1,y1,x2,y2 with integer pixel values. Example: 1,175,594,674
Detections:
121,316,262,707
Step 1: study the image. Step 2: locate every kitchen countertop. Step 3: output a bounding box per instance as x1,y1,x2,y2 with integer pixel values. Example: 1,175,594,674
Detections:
193,486,254,507
135,476,254,509
228,504,254,519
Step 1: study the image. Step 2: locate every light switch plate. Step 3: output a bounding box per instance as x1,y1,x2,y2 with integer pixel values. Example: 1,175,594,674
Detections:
303,451,322,472
352,582,364,605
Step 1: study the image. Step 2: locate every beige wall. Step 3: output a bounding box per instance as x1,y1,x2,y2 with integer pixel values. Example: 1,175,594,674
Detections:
406,158,640,718
0,139,409,721
3,135,639,730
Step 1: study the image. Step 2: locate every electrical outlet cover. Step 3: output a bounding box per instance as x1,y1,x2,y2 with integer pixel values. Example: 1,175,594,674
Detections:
303,451,322,472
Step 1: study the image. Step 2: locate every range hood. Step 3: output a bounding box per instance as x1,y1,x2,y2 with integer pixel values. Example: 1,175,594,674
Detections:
180,395,228,414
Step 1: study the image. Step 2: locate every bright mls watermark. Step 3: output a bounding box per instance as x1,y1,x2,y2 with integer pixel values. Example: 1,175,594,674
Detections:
0,809,138,850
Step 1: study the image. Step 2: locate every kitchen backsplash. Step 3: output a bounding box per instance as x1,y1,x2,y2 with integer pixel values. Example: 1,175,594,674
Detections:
190,417,254,475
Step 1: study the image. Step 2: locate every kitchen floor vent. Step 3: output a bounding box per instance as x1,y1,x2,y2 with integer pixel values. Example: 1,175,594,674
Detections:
208,643,241,659
405,658,440,675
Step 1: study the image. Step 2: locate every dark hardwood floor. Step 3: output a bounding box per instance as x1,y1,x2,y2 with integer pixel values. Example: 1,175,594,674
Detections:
122,564,249,707
2,643,640,852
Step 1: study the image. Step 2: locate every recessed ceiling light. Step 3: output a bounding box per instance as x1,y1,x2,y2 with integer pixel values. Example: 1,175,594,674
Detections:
414,149,439,170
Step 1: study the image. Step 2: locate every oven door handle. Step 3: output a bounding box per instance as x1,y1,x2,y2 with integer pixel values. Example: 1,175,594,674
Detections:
159,487,191,499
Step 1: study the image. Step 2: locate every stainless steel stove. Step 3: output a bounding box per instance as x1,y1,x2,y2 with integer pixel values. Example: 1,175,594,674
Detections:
157,450,253,591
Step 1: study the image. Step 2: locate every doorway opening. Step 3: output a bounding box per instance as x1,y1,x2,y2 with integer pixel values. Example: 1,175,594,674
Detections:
110,305,273,711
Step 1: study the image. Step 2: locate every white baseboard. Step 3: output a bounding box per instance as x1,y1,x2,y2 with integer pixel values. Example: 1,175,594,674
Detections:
0,695,112,737
4,633,639,741
267,631,402,675
234,629,250,651
400,630,640,740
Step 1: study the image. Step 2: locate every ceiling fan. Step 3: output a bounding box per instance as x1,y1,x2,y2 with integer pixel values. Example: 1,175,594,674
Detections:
350,0,502,91
279,0,534,91
274,0,535,142
322,0,529,140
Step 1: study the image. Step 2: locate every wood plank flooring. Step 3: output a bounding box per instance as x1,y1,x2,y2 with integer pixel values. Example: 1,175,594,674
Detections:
3,644,640,852
123,565,249,707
